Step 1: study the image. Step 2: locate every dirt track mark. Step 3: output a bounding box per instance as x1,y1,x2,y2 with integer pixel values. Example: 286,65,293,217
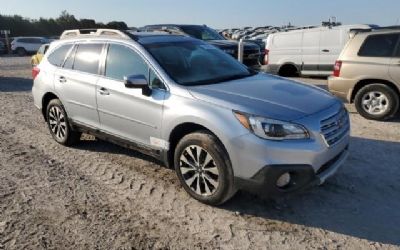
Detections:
1,58,400,249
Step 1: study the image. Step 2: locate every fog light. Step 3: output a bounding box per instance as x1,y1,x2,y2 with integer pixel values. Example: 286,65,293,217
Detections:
276,173,291,188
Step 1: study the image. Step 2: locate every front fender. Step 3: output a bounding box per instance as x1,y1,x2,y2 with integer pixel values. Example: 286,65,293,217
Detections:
161,93,250,172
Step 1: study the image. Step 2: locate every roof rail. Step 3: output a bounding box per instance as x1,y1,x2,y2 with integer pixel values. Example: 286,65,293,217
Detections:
60,29,132,40
348,25,400,38
375,25,400,31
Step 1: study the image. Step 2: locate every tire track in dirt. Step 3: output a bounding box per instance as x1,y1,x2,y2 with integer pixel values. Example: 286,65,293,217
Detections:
1,85,398,249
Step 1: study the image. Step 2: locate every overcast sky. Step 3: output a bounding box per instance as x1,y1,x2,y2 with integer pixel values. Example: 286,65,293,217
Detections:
1,0,399,28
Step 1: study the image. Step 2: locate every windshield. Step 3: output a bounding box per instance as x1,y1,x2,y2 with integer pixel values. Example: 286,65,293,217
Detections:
144,40,256,86
179,26,225,41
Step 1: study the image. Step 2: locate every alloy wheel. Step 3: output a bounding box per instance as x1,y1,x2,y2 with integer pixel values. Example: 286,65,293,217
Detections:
361,91,389,115
179,145,219,196
48,106,67,141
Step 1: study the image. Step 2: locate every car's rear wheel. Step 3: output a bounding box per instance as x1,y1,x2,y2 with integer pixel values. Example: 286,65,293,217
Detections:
174,131,236,205
354,84,399,120
46,99,81,146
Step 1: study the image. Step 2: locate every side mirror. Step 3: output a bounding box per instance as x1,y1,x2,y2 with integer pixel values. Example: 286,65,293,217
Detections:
124,74,152,96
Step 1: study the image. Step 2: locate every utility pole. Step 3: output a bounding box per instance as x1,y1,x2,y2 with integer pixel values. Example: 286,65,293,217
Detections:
1,30,11,54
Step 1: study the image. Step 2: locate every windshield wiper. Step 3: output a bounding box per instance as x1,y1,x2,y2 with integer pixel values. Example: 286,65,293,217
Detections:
184,72,257,86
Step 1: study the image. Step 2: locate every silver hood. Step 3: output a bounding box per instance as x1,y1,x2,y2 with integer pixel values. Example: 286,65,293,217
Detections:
187,73,339,121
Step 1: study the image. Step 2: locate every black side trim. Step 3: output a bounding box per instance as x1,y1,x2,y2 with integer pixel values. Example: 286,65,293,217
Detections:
318,64,334,72
70,120,164,161
302,64,318,71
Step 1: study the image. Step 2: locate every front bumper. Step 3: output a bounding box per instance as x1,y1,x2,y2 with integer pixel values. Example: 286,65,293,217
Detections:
228,102,350,196
235,146,349,196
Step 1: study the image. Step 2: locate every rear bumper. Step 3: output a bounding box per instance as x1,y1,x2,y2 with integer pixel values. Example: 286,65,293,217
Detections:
235,146,349,197
328,76,355,102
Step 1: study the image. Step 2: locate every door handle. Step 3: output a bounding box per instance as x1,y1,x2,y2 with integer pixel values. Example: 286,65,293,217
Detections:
98,87,110,95
321,49,330,53
59,76,67,83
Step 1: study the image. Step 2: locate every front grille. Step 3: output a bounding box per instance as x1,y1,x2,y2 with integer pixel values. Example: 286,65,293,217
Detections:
244,48,260,54
320,108,350,146
244,49,261,58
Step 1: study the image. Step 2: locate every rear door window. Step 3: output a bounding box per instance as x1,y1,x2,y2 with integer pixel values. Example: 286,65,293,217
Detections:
358,34,399,57
48,44,73,67
73,43,103,74
18,38,29,43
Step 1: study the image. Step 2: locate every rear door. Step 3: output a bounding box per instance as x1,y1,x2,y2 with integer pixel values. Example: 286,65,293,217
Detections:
389,33,400,85
96,43,166,146
54,43,103,128
318,28,343,74
31,38,44,52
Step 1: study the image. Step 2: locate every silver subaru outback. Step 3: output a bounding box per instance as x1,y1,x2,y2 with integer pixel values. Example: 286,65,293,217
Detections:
32,29,350,205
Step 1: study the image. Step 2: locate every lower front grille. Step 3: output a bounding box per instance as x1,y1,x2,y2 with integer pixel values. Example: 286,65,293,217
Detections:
320,108,350,146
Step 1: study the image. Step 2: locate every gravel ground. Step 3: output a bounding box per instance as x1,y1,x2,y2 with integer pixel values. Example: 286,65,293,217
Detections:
0,56,399,250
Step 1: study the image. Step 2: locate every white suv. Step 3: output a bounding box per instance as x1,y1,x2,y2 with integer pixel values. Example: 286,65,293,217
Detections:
11,37,48,56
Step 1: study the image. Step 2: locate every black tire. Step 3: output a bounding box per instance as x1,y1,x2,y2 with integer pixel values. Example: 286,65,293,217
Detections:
16,47,26,56
174,131,236,205
46,99,81,146
279,64,298,77
354,84,399,121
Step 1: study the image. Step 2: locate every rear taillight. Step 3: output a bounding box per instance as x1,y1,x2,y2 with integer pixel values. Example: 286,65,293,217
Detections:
264,49,269,65
333,60,342,77
32,66,40,80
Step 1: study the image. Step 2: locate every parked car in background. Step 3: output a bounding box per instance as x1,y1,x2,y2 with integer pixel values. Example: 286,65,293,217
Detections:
32,29,349,205
31,44,49,66
265,24,375,77
329,28,400,120
11,37,48,56
141,24,264,67
0,41,6,54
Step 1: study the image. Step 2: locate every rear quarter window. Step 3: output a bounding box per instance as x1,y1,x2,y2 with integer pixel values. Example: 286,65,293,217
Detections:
47,44,73,67
358,34,399,57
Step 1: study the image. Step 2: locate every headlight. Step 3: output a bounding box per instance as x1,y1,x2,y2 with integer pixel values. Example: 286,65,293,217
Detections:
234,111,309,140
223,49,235,55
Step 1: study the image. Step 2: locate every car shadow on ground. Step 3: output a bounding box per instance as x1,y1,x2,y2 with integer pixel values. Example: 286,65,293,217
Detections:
0,76,32,92
75,134,400,246
75,136,163,166
222,136,400,246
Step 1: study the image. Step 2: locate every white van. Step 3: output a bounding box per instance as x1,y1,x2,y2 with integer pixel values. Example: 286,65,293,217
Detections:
265,24,374,76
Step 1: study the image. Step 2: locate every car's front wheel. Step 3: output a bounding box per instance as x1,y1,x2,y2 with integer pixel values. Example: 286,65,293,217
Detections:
46,99,81,146
354,84,399,121
174,131,236,205
16,48,26,56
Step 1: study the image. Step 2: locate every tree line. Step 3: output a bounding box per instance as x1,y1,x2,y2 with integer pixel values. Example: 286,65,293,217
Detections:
0,11,129,37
